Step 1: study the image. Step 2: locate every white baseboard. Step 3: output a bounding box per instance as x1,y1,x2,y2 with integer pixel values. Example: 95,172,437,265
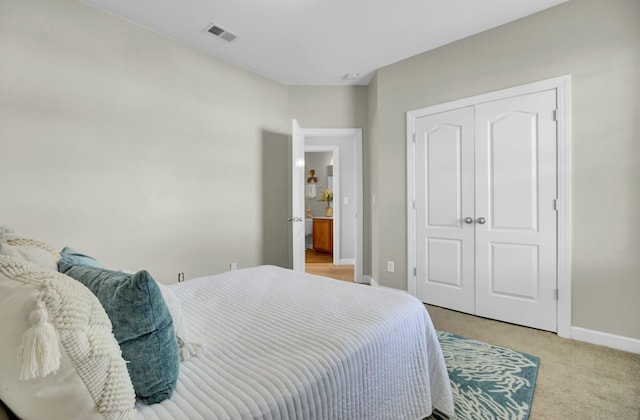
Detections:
337,259,355,265
362,276,411,294
571,326,640,355
362,275,377,287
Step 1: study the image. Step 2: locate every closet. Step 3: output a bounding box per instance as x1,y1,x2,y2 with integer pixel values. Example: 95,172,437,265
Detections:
411,89,559,332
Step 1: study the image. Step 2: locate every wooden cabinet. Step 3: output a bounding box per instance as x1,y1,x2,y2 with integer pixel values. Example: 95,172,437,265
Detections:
313,218,333,254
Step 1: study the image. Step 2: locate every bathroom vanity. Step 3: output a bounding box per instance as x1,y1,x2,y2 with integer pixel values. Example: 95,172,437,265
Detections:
312,217,333,254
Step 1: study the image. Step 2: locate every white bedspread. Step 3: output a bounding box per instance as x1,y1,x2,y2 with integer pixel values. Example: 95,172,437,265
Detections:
137,266,453,420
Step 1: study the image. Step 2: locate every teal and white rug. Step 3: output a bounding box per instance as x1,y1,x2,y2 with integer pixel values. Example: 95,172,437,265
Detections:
435,331,540,420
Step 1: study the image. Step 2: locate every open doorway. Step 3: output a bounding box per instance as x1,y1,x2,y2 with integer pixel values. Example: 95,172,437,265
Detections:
303,149,353,282
291,122,363,283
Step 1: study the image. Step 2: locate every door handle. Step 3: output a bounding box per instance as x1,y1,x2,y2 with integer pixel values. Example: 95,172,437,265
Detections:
464,217,474,224
287,217,303,222
477,217,486,224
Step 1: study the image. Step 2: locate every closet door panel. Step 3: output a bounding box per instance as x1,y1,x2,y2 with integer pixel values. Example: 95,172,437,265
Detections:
490,242,539,300
490,112,539,231
474,90,558,332
415,106,475,314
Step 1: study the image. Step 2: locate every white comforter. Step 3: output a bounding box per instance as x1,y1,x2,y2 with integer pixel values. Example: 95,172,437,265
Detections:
137,266,453,420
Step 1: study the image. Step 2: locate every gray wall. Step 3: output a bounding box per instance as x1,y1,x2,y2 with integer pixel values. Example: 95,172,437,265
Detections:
2,0,638,342
367,75,381,284
288,86,370,273
368,0,640,339
0,0,290,282
288,87,368,129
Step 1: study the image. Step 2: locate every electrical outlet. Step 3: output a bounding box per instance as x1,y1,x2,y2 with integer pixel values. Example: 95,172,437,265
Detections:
178,272,185,282
230,262,237,271
387,261,395,273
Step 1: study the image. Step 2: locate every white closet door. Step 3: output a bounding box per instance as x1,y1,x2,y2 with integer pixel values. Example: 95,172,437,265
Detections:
415,107,475,313
474,90,558,331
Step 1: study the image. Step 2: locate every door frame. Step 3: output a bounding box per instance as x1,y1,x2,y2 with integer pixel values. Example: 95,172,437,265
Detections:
406,75,572,337
292,127,364,283
305,145,340,265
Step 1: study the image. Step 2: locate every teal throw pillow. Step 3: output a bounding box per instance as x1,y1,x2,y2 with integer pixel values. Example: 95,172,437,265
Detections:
59,246,102,268
58,259,179,404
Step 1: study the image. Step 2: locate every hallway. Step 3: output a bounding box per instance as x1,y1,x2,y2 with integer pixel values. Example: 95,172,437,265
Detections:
305,249,354,282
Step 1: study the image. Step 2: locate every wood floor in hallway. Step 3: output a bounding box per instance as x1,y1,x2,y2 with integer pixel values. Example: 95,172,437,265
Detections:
305,263,354,282
305,249,332,263
304,249,354,282
305,250,354,282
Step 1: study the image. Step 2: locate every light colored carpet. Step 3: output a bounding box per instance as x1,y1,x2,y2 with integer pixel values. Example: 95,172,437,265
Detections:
426,304,640,419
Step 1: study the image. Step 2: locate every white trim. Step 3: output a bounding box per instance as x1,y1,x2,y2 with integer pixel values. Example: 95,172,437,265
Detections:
366,276,409,294
571,327,640,355
361,274,374,286
338,259,355,265
377,284,409,294
365,275,378,287
406,75,572,336
555,76,572,338
407,76,571,118
406,112,417,297
291,119,305,272
301,128,364,283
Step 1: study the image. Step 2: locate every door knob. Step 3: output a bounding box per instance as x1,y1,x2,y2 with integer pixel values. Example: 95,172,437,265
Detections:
464,217,474,224
287,216,303,223
477,217,486,224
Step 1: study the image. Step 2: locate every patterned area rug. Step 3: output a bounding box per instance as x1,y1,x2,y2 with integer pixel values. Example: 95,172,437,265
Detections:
435,331,539,420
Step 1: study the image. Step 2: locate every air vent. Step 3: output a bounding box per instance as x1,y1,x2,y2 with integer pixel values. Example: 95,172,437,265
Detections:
206,23,237,42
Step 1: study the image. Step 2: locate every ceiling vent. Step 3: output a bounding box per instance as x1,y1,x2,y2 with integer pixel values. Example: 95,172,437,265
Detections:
206,23,237,42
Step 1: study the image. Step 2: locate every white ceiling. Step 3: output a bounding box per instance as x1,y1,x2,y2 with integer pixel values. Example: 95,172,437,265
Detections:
82,0,568,86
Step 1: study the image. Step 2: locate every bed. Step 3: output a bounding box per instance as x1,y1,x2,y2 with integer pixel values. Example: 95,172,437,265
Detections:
0,229,453,419
137,266,453,419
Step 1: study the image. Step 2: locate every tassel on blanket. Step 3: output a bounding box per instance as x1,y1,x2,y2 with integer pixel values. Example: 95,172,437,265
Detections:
17,299,61,380
177,337,202,362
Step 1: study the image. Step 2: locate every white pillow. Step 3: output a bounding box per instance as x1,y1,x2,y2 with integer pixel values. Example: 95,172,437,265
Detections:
0,255,136,420
0,240,59,271
156,282,202,361
0,227,60,271
0,226,16,239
